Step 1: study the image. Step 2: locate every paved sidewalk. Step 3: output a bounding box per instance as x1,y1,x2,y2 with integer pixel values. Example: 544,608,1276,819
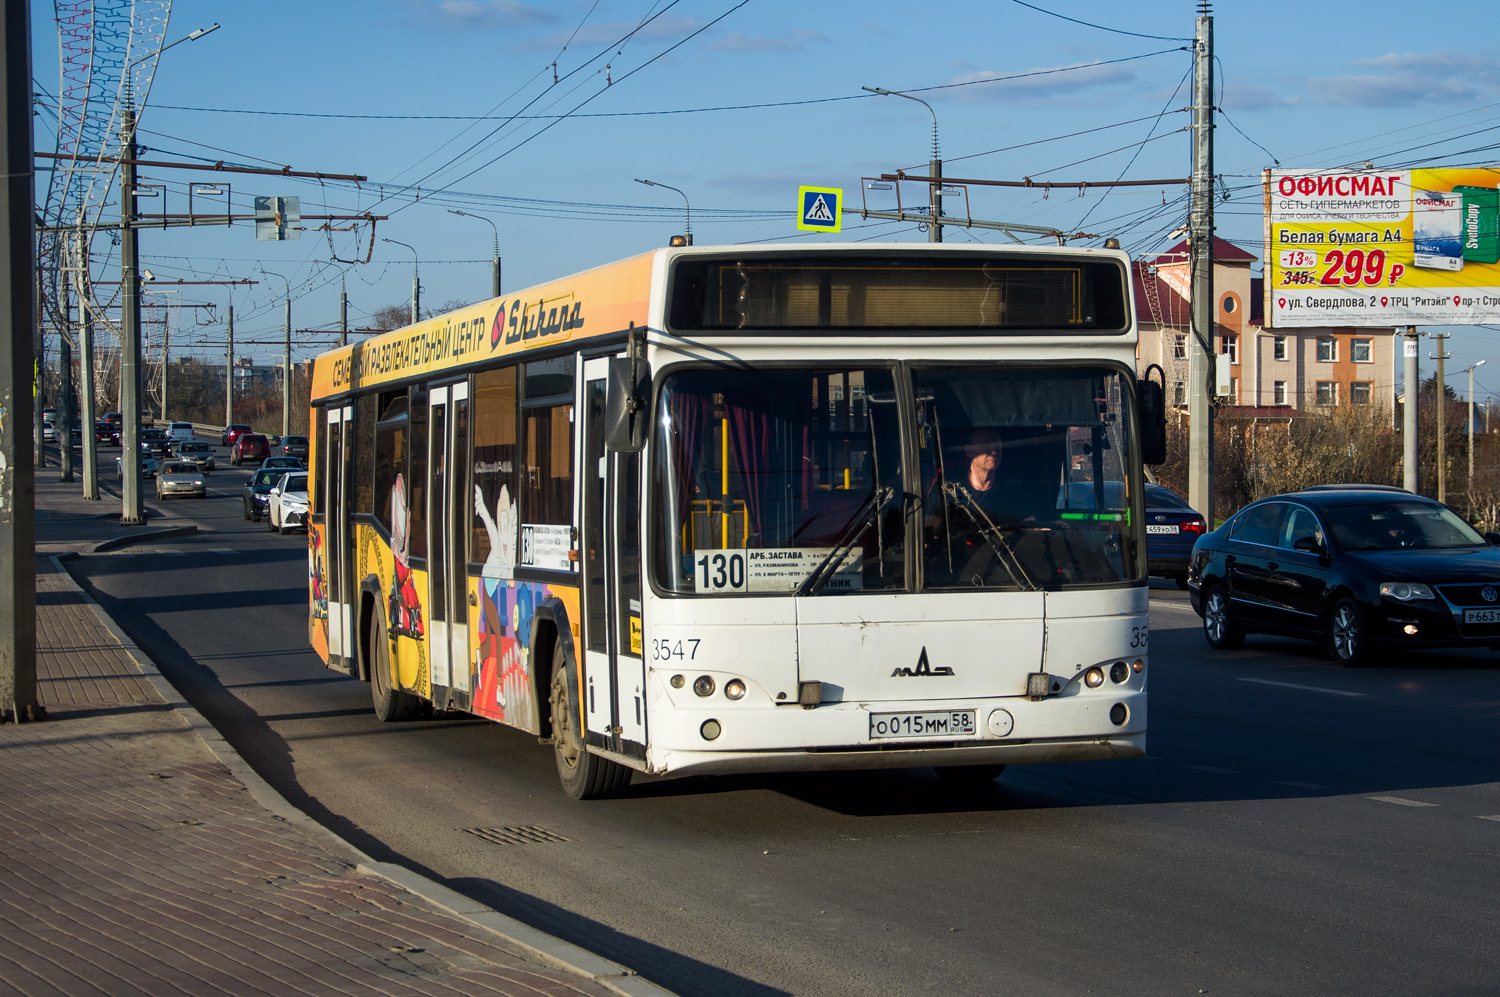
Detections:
4,481,671,997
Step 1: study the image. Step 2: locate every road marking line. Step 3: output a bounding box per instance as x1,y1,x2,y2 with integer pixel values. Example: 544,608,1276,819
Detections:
1190,765,1237,774
1367,796,1438,808
209,548,236,554
1275,780,1329,790
1478,815,1500,822
1238,678,1365,697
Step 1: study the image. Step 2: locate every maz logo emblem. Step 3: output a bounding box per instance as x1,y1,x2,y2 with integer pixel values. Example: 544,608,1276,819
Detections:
892,647,953,678
1483,586,1498,604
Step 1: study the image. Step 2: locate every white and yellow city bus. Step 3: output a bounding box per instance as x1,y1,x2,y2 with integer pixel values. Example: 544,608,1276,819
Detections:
307,243,1165,798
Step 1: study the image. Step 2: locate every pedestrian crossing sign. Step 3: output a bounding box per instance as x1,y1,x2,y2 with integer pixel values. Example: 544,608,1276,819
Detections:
797,186,842,232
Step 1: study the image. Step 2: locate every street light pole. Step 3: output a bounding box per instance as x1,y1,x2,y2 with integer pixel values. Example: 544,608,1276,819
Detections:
1469,359,1487,513
633,179,692,245
224,297,234,426
448,209,501,298
383,238,420,325
864,86,942,243
262,269,291,439
116,21,220,526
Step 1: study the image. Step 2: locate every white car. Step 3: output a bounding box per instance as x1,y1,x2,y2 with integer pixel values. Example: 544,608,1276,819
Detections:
267,471,309,534
166,421,195,444
116,450,159,479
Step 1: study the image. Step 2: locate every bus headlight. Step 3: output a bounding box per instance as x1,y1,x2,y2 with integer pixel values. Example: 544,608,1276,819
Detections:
1084,666,1105,688
670,674,685,689
724,679,746,700
1109,661,1129,684
693,675,715,697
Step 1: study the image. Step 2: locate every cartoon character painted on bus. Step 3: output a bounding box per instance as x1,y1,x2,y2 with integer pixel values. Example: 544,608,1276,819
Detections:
308,528,328,621
473,482,535,727
387,473,424,639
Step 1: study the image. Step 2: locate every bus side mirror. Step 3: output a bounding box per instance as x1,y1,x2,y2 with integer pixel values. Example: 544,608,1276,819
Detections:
1138,374,1167,466
605,356,651,452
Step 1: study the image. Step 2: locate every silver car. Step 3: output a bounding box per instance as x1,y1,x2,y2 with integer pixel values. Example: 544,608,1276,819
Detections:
268,471,309,533
155,460,206,500
174,439,216,471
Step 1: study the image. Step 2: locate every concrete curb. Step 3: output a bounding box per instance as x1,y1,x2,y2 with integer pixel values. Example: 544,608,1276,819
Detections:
49,556,679,997
91,524,198,552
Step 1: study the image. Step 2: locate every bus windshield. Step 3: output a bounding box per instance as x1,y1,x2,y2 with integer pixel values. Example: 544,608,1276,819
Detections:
652,364,1141,595
916,366,1138,590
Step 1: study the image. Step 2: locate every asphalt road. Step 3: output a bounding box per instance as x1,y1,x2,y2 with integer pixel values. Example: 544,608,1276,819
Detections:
66,441,1500,997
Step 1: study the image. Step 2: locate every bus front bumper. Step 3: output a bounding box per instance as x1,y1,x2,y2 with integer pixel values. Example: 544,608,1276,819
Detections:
642,689,1146,778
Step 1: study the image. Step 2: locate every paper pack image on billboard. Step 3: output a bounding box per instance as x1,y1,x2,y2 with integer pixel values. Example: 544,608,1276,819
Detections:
1265,167,1500,327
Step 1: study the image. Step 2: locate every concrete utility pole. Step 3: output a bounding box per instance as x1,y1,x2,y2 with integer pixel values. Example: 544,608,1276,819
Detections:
74,234,98,499
1,0,40,722
57,330,72,482
863,86,943,242
1469,360,1487,513
224,302,234,426
118,103,145,524
339,284,348,347
282,297,291,439
158,319,169,423
1187,3,1216,523
1403,327,1419,493
33,269,44,467
1432,333,1450,503
447,210,501,297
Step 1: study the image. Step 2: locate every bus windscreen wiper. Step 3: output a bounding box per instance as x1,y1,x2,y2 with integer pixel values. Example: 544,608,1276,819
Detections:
795,485,899,597
942,481,1037,591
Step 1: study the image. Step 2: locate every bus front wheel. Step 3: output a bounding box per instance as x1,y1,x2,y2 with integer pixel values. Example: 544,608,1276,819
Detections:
550,645,631,800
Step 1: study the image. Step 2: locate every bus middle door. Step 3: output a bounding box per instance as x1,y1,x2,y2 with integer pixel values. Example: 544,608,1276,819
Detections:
580,357,646,759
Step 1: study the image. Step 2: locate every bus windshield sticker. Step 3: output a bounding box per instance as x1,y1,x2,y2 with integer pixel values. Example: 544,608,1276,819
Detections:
693,548,863,594
520,523,574,572
475,483,518,579
388,474,425,639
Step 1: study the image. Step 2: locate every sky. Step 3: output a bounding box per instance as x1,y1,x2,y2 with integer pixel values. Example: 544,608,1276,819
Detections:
29,0,1500,401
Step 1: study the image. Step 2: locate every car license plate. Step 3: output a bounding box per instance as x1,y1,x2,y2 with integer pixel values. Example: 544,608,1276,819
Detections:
1464,608,1500,624
869,710,976,740
1146,524,1179,534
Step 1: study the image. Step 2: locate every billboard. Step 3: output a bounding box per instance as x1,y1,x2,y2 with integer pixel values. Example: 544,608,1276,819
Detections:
1264,167,1500,327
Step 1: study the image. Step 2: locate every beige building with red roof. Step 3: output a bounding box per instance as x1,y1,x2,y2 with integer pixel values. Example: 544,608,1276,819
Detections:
1134,236,1397,416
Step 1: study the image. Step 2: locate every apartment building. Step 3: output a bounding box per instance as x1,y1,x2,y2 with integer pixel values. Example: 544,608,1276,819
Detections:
1134,237,1397,414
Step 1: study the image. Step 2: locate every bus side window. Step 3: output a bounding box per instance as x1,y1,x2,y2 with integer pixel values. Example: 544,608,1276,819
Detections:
523,404,574,531
472,367,519,574
354,394,376,517
409,387,428,561
374,392,408,535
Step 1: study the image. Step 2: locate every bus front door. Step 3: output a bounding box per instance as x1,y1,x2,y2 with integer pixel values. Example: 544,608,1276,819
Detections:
323,404,354,672
580,358,646,759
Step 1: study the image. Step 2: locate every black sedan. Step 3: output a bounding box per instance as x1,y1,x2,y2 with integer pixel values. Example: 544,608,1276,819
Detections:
140,427,172,457
1144,483,1206,588
242,466,285,522
1188,487,1500,666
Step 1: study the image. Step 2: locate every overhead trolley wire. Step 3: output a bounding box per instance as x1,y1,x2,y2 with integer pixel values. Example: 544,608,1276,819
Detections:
1007,0,1191,42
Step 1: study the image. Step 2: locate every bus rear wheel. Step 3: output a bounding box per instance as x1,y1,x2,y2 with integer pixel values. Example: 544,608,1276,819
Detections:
934,764,1006,785
550,645,630,800
369,611,421,722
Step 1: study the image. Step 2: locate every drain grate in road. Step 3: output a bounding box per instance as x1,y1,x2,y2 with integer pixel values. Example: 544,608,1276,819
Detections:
464,825,570,846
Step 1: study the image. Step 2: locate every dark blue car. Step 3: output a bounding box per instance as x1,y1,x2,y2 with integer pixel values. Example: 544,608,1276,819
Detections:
1188,486,1500,666
1144,483,1206,588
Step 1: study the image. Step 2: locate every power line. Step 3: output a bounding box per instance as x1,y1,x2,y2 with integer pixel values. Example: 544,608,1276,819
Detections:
1008,0,1191,42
